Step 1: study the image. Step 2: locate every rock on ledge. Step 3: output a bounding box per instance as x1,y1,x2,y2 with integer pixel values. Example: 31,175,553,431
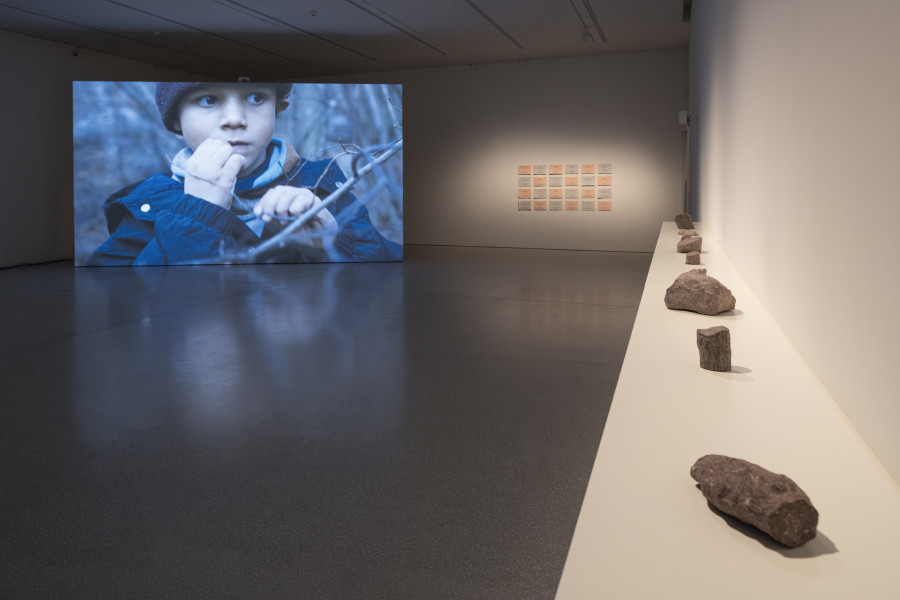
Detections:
691,454,819,548
697,326,731,371
675,212,695,229
677,236,702,253
664,269,736,315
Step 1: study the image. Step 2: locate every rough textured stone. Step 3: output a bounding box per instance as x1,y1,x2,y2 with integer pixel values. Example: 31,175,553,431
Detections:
691,455,819,548
697,326,731,371
686,251,701,265
678,229,699,236
677,236,702,253
675,212,695,229
664,269,736,315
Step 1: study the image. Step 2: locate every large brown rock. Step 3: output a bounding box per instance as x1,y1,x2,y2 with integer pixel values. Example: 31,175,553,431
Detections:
686,251,701,265
697,326,731,371
675,212,695,229
664,269,736,315
678,229,699,236
677,236,702,253
691,455,819,548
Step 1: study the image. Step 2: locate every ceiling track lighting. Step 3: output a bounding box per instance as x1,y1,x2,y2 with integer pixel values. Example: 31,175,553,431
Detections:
581,0,608,42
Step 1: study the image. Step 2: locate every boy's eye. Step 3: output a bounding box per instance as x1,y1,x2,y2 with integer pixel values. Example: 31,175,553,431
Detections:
247,92,268,105
196,95,218,107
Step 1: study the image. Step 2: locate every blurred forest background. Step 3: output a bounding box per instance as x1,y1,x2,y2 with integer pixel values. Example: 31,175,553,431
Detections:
73,82,403,264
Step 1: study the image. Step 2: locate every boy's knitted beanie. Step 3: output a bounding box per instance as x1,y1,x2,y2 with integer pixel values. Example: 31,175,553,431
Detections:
155,82,292,134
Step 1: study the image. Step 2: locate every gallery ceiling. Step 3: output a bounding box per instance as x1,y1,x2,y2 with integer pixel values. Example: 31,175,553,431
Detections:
0,0,690,80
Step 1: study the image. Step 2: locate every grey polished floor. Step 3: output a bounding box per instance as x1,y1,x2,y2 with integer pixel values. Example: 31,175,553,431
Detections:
1,245,651,600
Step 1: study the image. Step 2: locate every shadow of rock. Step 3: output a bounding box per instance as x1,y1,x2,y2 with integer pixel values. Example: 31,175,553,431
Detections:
703,495,838,557
716,309,744,320
712,364,753,382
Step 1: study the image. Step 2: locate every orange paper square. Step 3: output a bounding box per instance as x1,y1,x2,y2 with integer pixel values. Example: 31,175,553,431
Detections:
565,201,579,211
549,164,563,175
533,176,547,187
549,188,563,199
581,163,595,174
533,200,548,211
518,165,532,175
597,175,612,186
597,200,612,211
518,188,532,199
581,188,595,199
565,176,579,186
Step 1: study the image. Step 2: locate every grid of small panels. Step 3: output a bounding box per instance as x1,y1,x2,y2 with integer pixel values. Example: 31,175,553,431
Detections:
517,164,613,212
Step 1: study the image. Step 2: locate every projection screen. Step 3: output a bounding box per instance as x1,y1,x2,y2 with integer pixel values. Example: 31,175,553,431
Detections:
73,82,403,266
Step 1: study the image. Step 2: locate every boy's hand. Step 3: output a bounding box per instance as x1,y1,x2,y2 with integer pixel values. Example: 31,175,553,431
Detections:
254,186,338,248
183,139,245,209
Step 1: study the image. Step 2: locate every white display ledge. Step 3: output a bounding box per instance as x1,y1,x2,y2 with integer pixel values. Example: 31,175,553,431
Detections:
555,222,900,599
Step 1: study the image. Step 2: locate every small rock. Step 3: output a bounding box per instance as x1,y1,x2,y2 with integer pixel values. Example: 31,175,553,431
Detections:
697,326,731,371
678,229,699,236
675,212,695,229
691,455,819,548
664,268,736,315
677,236,702,253
686,251,701,265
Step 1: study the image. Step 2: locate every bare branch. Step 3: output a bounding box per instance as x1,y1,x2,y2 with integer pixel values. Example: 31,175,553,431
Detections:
220,137,403,262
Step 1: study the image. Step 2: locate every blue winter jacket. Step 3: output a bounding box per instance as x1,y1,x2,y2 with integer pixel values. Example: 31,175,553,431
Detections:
87,156,402,266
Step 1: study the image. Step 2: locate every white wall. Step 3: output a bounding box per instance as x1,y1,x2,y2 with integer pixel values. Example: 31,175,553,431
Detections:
314,49,688,252
0,31,190,268
690,0,900,485
0,36,685,267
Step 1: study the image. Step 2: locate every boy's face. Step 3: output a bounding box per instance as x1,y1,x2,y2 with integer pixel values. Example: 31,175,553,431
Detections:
175,84,278,176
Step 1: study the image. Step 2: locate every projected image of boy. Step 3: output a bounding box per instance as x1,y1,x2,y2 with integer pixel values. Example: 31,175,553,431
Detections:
88,82,402,265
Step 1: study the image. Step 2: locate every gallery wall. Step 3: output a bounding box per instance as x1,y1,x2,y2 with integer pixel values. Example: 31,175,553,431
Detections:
690,0,900,486
0,28,685,268
0,30,190,268
313,49,688,252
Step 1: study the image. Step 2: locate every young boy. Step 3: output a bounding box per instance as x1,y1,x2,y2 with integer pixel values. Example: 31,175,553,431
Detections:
88,82,402,265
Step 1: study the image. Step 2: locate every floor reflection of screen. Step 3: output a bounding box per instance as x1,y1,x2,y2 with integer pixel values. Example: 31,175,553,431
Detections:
73,82,403,266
